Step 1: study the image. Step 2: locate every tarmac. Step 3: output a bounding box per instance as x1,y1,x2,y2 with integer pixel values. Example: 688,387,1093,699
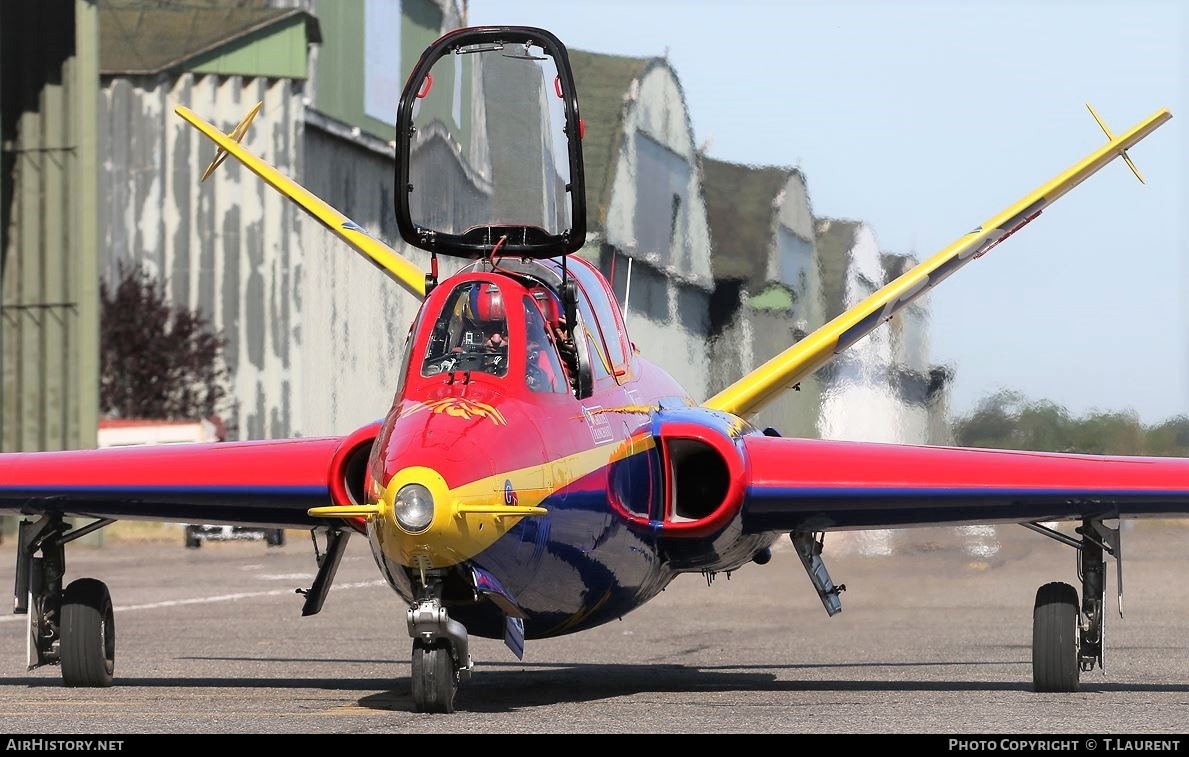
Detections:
0,520,1187,734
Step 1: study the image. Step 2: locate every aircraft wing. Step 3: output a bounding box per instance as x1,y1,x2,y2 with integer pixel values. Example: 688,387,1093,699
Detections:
0,424,379,528
704,107,1172,419
739,434,1189,534
174,105,427,300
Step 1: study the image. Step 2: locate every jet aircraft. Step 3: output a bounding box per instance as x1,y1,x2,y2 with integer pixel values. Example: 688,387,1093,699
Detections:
0,26,1181,713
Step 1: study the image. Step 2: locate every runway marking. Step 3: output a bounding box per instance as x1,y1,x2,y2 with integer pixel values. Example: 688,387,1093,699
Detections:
317,704,387,715
0,580,387,623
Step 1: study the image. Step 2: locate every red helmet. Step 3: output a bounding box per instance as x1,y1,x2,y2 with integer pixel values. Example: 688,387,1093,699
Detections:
466,283,505,324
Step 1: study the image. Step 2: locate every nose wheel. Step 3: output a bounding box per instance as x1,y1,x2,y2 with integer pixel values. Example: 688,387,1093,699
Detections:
406,578,472,713
411,640,460,713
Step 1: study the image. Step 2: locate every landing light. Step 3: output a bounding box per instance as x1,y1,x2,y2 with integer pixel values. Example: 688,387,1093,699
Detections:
395,484,435,533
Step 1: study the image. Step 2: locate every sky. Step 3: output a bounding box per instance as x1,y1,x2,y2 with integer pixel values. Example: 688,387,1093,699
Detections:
466,0,1187,426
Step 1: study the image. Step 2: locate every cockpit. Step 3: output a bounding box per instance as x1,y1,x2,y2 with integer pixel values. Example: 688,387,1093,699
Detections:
416,274,572,394
422,281,511,378
398,251,633,403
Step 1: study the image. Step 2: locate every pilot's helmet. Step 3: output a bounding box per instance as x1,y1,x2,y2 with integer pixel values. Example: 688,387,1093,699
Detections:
465,283,506,327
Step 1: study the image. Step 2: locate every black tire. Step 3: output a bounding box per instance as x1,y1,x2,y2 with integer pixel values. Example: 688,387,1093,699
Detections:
60,578,115,688
411,641,458,713
266,528,285,547
184,526,201,549
1032,581,1079,693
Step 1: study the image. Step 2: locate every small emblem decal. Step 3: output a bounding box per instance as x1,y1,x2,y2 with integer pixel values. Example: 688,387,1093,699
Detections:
581,405,613,445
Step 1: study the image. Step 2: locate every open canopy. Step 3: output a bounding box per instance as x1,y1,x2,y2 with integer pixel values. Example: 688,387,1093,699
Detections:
394,26,588,260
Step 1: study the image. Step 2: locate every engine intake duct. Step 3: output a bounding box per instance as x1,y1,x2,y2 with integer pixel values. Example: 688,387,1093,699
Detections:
652,419,747,538
667,437,730,522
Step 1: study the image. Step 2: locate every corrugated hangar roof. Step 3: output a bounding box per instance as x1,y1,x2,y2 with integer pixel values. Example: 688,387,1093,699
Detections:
701,157,797,286
99,0,320,75
567,48,653,232
814,218,861,321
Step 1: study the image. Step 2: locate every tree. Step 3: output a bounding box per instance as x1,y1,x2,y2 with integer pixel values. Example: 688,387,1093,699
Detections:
100,263,229,421
1144,415,1189,457
954,389,1174,456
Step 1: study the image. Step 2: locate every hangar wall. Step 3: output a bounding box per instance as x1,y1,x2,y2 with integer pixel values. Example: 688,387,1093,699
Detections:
0,0,100,454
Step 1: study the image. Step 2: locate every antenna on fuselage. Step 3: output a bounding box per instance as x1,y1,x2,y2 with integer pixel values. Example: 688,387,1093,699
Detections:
621,256,633,330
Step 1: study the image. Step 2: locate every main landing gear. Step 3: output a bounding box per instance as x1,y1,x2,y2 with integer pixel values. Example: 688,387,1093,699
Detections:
1024,517,1121,693
406,573,472,713
13,515,117,687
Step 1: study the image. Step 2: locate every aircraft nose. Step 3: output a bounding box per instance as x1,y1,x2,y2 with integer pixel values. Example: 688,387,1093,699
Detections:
433,434,497,483
372,459,548,570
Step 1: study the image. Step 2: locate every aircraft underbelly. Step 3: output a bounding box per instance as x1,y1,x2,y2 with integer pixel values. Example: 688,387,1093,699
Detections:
469,491,670,639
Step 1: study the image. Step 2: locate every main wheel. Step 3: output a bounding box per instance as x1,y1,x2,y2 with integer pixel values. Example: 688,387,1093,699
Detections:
1032,581,1079,693
265,528,285,547
411,641,459,713
60,578,115,688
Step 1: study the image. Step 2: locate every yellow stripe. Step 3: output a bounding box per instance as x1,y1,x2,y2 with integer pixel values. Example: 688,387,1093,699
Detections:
174,105,426,300
704,108,1172,419
455,504,548,516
